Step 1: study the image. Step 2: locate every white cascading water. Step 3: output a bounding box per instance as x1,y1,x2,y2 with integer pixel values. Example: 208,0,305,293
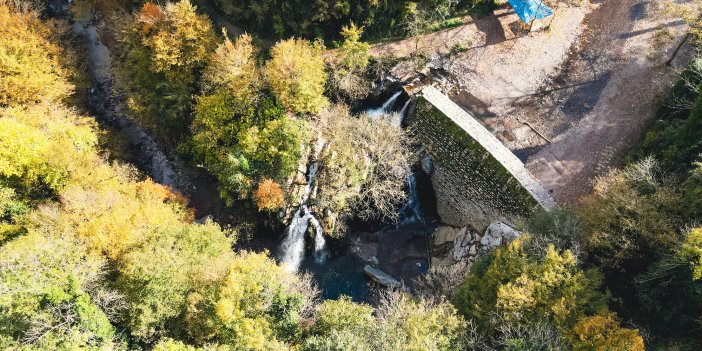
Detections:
366,91,421,226
397,173,422,226
367,91,402,119
279,138,328,271
310,215,329,262
279,207,312,271
394,99,412,127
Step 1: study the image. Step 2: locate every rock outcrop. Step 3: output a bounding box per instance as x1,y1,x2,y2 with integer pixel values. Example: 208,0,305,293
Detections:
480,221,522,249
431,221,522,267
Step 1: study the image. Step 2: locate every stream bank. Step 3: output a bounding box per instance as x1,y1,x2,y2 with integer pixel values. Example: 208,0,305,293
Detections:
64,2,227,221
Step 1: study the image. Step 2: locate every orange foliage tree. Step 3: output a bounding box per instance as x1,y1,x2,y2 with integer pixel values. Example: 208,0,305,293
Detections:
253,179,286,211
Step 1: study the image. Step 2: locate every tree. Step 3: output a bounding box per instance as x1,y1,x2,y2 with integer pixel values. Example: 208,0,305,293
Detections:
572,313,644,351
185,251,317,350
38,170,195,260
0,233,124,350
303,297,376,351
112,0,216,140
313,105,412,227
237,116,309,186
338,22,370,72
0,5,75,106
680,227,702,281
0,103,98,200
578,158,683,269
326,23,372,102
201,33,260,100
116,221,234,341
254,179,286,211
264,38,328,114
454,235,608,335
377,292,467,351
303,293,467,351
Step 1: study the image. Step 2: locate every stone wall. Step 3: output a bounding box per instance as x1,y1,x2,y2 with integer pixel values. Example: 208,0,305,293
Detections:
407,88,554,231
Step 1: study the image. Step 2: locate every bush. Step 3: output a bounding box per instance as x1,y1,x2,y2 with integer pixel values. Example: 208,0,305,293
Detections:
571,313,644,351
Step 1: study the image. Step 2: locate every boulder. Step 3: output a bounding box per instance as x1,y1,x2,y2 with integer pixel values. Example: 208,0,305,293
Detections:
364,265,402,288
433,226,461,246
453,228,478,261
480,221,521,249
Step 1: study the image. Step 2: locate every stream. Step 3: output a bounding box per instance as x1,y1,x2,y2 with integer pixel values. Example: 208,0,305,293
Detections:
67,3,224,219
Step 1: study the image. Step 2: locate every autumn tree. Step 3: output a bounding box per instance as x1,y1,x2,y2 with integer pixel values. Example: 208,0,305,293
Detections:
185,252,318,349
303,293,467,351
201,33,260,100
0,5,75,106
190,33,309,204
265,38,328,114
0,103,97,200
454,235,609,339
578,157,683,269
338,22,370,72
0,233,124,350
116,220,234,341
572,313,644,351
680,227,702,281
326,22,372,102
254,179,286,211
112,0,216,140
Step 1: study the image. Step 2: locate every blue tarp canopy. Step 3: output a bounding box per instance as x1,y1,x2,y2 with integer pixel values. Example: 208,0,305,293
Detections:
508,0,554,23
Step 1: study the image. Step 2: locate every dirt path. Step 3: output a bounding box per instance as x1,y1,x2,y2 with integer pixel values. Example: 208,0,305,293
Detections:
520,0,693,204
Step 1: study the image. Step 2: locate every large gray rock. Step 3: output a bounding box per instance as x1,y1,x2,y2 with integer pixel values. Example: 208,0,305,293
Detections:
364,265,401,288
453,228,481,261
480,221,521,249
433,226,461,246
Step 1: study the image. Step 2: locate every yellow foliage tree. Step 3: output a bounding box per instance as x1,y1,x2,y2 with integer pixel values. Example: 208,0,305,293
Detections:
140,0,216,83
202,33,260,100
0,5,74,105
264,38,328,114
572,313,645,351
186,251,316,350
0,103,97,198
32,167,195,260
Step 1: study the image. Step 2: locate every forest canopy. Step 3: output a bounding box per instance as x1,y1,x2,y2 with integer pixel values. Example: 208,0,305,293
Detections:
1,1,701,350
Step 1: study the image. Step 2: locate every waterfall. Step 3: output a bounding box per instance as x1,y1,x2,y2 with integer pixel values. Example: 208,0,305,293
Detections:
397,173,422,226
367,91,403,119
279,207,311,271
392,99,412,127
279,138,328,271
310,215,329,262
